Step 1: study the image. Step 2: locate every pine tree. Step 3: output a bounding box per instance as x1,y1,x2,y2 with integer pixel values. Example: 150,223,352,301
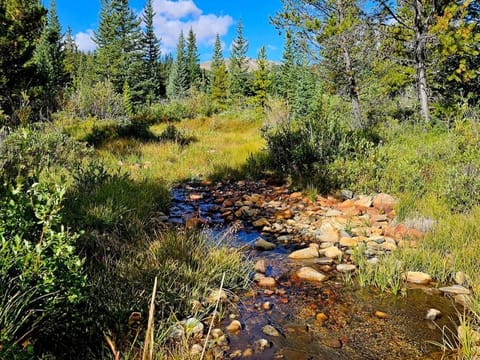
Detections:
167,31,189,98
186,28,201,88
228,20,249,99
210,34,228,104
33,0,67,118
253,46,271,107
63,27,80,81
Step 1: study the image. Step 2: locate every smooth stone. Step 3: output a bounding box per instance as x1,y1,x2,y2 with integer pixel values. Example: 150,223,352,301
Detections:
406,271,432,285
425,308,441,321
255,238,276,251
374,311,389,319
262,301,273,310
190,344,203,356
354,195,373,208
454,271,470,286
315,257,334,265
454,294,472,308
262,325,281,337
211,328,224,339
340,237,359,247
322,246,343,259
258,277,276,288
216,334,229,346
367,257,380,265
297,267,327,282
288,244,319,259
243,348,254,357
253,339,271,352
381,242,398,251
229,350,243,358
439,285,471,295
253,218,270,228
255,259,267,273
336,264,356,273
316,313,328,323
207,289,228,304
226,320,242,332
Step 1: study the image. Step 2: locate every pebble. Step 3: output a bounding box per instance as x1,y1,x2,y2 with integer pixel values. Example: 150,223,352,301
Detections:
190,344,203,356
425,308,441,321
297,267,327,282
316,313,328,324
374,311,389,319
254,339,271,352
257,276,276,288
207,289,227,304
406,271,432,285
185,317,204,337
255,259,267,273
229,350,243,358
243,348,254,357
262,301,273,310
322,246,343,259
211,328,224,339
226,320,242,332
438,285,470,295
255,238,277,251
288,244,319,259
454,271,470,286
262,324,281,337
336,264,356,273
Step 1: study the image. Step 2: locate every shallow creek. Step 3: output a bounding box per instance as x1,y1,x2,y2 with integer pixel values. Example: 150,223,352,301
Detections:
169,183,459,359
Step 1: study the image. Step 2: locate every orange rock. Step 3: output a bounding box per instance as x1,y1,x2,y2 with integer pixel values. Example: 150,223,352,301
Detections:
373,193,398,214
407,228,425,239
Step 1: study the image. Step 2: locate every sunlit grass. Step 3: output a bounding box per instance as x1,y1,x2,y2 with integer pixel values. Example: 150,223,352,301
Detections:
98,110,265,184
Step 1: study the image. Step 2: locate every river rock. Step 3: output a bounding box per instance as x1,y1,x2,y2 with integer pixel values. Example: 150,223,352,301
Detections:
406,271,432,285
439,285,471,295
190,344,203,356
354,195,373,208
255,238,276,251
257,276,276,288
373,193,398,213
454,271,471,286
336,264,356,273
253,218,270,228
254,259,267,273
211,328,224,339
297,267,327,282
226,320,242,332
288,244,319,259
340,237,359,247
374,311,389,319
425,308,441,321
243,348,254,357
322,246,343,259
262,325,281,337
253,339,271,352
167,324,185,340
262,301,273,310
207,289,227,304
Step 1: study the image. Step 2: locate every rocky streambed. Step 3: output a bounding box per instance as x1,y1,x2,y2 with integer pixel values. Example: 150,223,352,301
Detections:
166,179,471,359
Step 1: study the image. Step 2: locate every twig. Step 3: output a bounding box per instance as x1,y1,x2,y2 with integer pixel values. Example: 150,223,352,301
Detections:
142,276,158,360
200,273,226,360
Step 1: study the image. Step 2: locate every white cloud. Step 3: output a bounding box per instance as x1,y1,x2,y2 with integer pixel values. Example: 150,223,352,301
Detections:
75,29,96,52
152,0,233,53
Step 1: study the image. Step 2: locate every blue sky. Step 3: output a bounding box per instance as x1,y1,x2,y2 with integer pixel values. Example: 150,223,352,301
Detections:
50,0,285,62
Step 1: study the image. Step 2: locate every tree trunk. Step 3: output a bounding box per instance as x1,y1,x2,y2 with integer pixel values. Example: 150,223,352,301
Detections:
413,0,430,124
337,0,363,129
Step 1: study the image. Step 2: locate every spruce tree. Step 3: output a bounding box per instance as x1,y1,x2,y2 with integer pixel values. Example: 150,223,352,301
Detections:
167,31,188,98
140,0,161,102
210,34,228,104
63,27,80,81
228,20,249,99
278,31,296,103
253,46,271,107
33,0,67,117
186,28,201,88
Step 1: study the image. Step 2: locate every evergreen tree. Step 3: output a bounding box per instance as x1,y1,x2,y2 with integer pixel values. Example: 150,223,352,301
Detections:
63,27,80,82
210,34,228,104
228,20,250,99
0,0,46,125
94,0,143,94
141,0,161,102
33,0,67,118
278,31,297,103
186,27,201,88
167,31,188,98
253,46,271,107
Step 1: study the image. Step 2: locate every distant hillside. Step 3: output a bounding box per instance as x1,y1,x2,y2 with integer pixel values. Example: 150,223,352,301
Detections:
200,58,280,72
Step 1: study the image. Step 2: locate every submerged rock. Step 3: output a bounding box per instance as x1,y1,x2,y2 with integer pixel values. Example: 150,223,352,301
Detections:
262,324,281,337
336,264,356,273
255,238,276,251
297,267,327,282
226,320,242,332
425,308,441,321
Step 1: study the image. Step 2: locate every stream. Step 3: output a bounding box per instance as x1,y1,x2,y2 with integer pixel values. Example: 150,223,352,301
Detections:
168,182,459,359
